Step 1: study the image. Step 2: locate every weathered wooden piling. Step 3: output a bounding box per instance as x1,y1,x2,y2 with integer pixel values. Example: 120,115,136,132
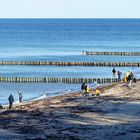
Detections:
0,77,120,84
0,61,139,67
83,51,140,56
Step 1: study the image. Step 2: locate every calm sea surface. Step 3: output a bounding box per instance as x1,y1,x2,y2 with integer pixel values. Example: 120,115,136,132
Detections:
0,19,140,104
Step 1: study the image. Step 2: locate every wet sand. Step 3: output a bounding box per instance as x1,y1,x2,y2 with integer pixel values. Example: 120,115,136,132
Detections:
0,81,140,140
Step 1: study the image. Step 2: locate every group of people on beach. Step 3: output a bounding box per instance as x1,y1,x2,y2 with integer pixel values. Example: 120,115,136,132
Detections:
123,71,136,87
112,67,122,81
81,82,101,97
80,68,137,98
8,91,22,109
1,68,137,110
113,67,137,87
112,67,136,84
9,92,22,109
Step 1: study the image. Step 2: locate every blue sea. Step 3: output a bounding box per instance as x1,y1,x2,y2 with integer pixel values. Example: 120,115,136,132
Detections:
0,18,140,104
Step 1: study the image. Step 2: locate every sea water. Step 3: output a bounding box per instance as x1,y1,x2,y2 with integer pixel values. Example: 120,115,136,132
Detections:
0,19,140,104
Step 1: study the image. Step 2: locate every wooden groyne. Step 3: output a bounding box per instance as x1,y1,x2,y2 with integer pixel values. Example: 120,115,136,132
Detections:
0,61,140,67
0,77,119,84
83,51,140,56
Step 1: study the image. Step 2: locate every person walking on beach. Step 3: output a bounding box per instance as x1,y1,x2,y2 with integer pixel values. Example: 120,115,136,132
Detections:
8,94,14,109
117,70,122,81
81,82,86,96
18,91,22,103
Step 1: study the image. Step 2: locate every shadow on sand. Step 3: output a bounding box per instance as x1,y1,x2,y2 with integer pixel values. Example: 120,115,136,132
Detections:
0,94,140,140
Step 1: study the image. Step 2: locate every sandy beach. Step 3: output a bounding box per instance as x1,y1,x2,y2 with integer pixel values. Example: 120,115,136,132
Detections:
0,81,140,140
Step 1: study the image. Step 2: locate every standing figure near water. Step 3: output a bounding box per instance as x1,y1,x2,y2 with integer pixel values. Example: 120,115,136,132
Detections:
117,70,122,81
81,82,86,96
112,67,116,78
18,91,22,103
8,94,14,109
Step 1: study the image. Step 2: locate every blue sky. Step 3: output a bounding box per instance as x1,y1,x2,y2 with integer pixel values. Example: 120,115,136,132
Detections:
0,0,139,18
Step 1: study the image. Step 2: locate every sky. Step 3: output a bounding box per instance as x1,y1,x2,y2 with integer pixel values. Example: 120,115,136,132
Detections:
0,0,140,18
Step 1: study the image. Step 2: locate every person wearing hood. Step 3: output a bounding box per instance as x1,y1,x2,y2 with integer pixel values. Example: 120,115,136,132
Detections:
8,94,14,109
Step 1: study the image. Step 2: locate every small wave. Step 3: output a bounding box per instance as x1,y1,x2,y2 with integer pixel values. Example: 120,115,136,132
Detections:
45,89,73,96
32,94,47,101
62,89,73,93
14,100,20,104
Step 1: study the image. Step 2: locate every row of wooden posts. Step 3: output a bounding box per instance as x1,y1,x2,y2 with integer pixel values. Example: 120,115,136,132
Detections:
0,61,140,67
83,51,140,56
0,51,139,83
0,77,119,84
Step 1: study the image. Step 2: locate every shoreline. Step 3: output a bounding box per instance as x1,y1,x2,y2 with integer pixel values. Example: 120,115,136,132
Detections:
0,82,82,106
12,82,110,109
1,82,118,112
1,82,98,107
0,81,140,140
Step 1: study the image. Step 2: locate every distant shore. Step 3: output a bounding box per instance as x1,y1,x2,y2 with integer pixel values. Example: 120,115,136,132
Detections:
0,81,140,140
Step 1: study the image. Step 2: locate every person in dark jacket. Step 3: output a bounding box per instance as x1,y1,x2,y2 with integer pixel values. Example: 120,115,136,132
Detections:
81,82,86,96
8,94,14,109
127,72,134,87
18,91,22,103
112,67,116,78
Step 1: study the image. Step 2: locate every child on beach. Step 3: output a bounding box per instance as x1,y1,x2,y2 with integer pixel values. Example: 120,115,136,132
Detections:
92,88,101,96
